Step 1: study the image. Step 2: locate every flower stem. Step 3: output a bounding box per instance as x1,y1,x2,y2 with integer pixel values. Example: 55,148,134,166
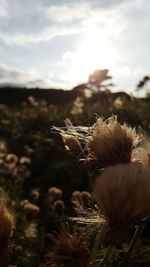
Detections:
98,245,115,267
117,224,144,267
91,230,103,261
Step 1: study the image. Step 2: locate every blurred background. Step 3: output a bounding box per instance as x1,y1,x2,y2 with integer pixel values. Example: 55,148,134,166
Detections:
0,1,150,266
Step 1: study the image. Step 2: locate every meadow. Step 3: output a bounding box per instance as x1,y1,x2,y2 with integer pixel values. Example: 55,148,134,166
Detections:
0,83,150,267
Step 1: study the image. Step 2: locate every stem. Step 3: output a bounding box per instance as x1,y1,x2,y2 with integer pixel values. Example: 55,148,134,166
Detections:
91,230,102,261
98,245,115,267
117,224,144,267
91,223,107,262
130,248,150,261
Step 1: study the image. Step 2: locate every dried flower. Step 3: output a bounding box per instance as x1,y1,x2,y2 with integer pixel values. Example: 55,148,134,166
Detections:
61,134,83,157
81,191,91,207
113,96,124,108
24,145,34,155
0,201,14,248
52,200,65,216
48,224,89,267
72,191,82,203
6,154,18,165
0,141,7,153
22,201,40,220
0,153,6,160
72,191,92,208
25,223,38,238
20,199,28,207
87,116,139,168
48,187,62,202
0,159,4,167
30,189,40,200
71,97,84,115
28,96,38,106
0,197,14,267
56,116,140,170
132,140,150,167
15,245,23,255
19,157,31,165
93,162,150,242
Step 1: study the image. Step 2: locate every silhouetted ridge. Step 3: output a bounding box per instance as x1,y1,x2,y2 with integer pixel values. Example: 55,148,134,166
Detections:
0,87,79,105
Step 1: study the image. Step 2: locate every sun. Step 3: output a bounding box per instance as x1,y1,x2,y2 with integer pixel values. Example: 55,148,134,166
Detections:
66,28,118,84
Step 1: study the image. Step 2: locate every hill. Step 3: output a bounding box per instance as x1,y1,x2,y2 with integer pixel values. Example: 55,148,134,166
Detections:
0,85,132,106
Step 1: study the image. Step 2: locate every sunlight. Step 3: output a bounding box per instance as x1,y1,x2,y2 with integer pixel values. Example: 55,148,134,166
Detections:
66,28,119,83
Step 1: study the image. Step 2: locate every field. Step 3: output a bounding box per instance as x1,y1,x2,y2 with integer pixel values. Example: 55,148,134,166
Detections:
0,86,150,267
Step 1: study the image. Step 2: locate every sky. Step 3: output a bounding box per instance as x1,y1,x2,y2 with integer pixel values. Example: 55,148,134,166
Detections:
0,0,149,92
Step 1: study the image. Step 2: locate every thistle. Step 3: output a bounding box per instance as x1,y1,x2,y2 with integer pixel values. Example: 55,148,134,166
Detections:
72,191,92,208
44,224,90,267
0,197,14,267
56,116,140,170
93,162,150,243
22,201,40,220
87,116,140,168
132,140,150,167
72,191,82,204
52,200,65,216
48,187,62,203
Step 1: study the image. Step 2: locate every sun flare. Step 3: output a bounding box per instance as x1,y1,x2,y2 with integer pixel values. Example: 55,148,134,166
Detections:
65,28,118,83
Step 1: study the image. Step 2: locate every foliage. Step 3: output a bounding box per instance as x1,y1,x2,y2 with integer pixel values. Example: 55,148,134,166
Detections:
0,91,150,266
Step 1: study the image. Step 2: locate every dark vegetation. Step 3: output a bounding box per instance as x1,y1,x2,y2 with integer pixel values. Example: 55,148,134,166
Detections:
0,76,150,266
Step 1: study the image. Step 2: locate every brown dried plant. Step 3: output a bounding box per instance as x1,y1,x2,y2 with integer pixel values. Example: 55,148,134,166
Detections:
44,224,90,267
0,197,14,267
55,116,140,169
61,134,83,158
22,201,40,220
132,139,150,167
48,187,62,202
87,116,140,168
93,162,150,243
52,200,65,216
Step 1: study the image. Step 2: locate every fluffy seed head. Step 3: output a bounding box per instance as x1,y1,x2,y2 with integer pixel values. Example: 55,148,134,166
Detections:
19,157,31,165
30,189,40,200
48,187,62,202
22,202,40,220
25,223,38,238
72,191,82,202
52,200,65,216
81,191,91,208
0,198,14,255
132,140,150,168
6,154,18,165
93,162,150,241
49,224,89,267
87,116,139,168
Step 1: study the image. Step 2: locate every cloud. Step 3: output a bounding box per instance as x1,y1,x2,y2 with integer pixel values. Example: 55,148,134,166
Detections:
53,0,150,91
0,26,83,45
0,0,149,91
0,0,128,45
0,64,32,82
0,64,45,84
0,63,67,88
90,0,132,8
0,0,87,45
45,1,132,23
0,0,8,17
45,2,91,23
